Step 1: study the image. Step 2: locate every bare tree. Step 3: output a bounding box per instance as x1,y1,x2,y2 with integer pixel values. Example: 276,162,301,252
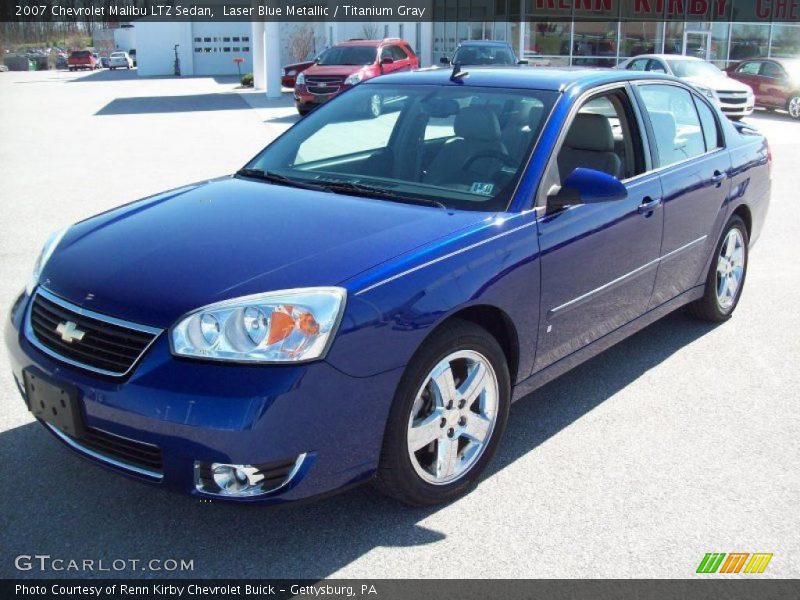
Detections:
287,25,316,63
361,23,381,40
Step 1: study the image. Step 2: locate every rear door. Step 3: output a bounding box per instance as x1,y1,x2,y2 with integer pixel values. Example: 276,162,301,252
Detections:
533,84,664,371
759,61,789,107
634,82,731,307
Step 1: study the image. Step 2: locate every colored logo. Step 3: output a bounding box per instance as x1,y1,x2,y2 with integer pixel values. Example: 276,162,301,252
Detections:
697,552,773,574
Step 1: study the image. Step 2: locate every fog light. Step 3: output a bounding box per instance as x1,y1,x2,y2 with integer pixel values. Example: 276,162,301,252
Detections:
211,463,262,494
194,455,308,498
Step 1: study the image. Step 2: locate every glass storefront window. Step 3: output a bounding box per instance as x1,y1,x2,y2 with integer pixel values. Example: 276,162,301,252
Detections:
730,24,769,62
709,22,729,66
571,22,618,67
664,22,684,55
619,21,663,58
523,22,570,66
771,24,800,58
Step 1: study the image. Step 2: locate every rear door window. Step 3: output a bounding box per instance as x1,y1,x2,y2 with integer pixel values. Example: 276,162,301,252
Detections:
760,62,786,79
638,84,706,168
693,98,722,152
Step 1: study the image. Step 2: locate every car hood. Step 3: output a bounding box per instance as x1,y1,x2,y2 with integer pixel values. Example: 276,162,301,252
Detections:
302,64,369,78
284,61,314,72
41,177,486,328
683,74,752,93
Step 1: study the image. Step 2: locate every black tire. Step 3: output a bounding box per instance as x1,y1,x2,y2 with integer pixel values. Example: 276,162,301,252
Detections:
374,319,511,506
786,93,800,120
688,215,749,322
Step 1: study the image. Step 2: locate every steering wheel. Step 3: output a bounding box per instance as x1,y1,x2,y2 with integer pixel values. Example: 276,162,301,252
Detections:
462,151,516,174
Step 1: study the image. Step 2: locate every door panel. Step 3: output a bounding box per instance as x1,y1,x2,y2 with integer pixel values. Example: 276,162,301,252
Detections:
635,83,732,307
649,151,730,306
535,173,664,370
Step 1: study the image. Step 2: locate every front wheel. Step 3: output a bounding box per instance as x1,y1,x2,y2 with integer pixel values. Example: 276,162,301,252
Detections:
375,319,510,506
787,94,800,120
688,215,748,322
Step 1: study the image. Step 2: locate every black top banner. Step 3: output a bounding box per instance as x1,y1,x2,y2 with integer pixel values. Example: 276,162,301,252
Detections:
1,0,799,22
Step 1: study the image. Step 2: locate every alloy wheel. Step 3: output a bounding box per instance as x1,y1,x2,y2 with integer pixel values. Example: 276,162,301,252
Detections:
789,96,800,119
716,228,745,310
406,350,499,485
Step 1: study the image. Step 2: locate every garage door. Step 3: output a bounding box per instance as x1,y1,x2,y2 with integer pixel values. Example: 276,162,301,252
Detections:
191,25,253,76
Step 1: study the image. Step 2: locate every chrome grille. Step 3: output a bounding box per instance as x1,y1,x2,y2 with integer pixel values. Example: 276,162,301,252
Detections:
26,288,162,377
305,75,345,95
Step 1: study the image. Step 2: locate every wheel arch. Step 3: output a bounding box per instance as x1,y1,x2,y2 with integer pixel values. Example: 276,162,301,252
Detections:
732,203,752,241
427,304,521,385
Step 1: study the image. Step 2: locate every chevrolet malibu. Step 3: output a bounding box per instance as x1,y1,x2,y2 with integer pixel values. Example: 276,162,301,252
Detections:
6,68,770,506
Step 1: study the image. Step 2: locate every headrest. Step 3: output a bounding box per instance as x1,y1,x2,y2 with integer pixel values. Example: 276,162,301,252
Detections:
454,107,501,141
564,113,614,152
426,98,460,118
528,103,544,132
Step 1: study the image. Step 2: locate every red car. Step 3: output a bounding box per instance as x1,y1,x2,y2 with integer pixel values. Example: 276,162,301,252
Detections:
68,50,100,71
281,50,328,88
726,57,800,119
294,38,419,115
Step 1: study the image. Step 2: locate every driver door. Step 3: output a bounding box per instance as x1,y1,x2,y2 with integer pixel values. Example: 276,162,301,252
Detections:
533,85,664,371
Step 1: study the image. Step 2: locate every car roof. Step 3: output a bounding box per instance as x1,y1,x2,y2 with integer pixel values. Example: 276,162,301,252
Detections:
626,54,702,62
337,39,406,47
456,40,511,47
367,65,676,92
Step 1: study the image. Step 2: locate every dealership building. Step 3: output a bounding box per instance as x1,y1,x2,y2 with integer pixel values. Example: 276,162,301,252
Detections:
130,2,800,93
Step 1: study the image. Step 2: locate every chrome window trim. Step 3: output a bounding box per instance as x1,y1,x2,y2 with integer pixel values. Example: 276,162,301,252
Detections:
24,287,163,378
548,235,708,317
43,422,163,480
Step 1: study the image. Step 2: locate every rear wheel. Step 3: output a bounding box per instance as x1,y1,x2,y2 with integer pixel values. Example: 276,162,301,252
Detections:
787,94,800,119
375,319,510,506
688,215,748,322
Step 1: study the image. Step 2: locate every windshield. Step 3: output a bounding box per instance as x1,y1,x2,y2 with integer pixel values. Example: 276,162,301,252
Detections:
111,52,125,58
71,51,90,58
243,84,556,211
453,45,516,65
667,60,723,78
317,46,376,66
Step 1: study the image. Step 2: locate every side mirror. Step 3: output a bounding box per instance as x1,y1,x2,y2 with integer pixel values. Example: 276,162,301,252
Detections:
517,59,528,65
547,168,627,213
440,56,450,65
381,56,394,65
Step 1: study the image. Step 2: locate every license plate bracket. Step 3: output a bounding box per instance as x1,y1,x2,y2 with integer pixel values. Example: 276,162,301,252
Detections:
23,369,84,438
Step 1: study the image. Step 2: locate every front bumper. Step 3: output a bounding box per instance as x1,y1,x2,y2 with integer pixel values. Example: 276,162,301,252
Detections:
719,98,755,118
6,290,401,504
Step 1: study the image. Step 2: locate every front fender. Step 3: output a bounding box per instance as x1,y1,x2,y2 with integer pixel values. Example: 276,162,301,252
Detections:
326,214,542,381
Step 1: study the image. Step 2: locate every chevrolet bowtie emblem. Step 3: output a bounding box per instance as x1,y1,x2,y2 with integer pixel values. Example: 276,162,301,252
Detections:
56,321,85,343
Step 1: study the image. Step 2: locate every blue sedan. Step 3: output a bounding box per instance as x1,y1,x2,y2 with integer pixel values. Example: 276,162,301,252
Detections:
6,67,770,505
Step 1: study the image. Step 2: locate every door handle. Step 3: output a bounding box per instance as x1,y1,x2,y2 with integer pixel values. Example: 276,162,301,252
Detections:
712,170,727,187
637,196,662,215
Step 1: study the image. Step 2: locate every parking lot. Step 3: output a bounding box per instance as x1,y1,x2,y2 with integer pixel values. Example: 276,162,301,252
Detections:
0,68,798,579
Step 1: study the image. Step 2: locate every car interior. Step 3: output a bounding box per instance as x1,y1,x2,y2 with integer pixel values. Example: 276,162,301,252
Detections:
554,94,641,185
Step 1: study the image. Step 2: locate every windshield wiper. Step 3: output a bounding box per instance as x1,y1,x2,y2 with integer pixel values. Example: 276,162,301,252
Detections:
316,179,448,210
236,168,328,192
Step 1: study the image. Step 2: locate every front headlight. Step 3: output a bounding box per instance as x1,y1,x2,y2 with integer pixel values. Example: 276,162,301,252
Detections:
286,69,297,76
296,72,305,85
170,287,346,363
344,71,364,86
26,227,69,295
